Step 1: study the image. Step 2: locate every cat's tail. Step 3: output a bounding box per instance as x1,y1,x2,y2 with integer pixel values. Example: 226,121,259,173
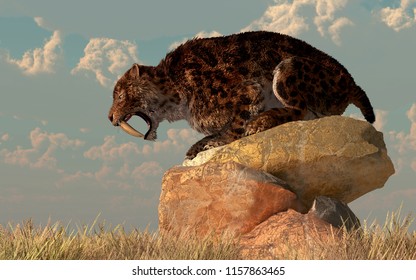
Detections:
352,85,375,123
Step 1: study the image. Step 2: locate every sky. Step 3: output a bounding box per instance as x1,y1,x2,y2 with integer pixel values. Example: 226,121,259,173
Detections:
0,0,415,232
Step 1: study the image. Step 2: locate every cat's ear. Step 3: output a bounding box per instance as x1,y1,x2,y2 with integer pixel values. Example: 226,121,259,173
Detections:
129,63,140,79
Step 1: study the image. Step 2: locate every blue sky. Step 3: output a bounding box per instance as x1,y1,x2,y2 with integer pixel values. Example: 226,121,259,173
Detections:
0,0,415,231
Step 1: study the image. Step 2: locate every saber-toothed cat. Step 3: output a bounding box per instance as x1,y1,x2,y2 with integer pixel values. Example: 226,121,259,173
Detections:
108,31,375,159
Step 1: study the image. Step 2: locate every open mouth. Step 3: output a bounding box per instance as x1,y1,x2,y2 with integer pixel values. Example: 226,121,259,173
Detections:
118,112,152,139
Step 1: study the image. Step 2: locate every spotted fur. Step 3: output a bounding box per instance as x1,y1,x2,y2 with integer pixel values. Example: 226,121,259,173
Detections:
108,31,375,159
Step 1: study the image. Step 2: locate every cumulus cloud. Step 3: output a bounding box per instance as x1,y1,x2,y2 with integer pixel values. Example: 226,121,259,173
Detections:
84,135,141,162
71,38,139,87
388,103,416,171
33,16,54,31
404,103,416,149
1,133,9,142
409,103,416,123
327,17,354,46
131,161,164,184
373,109,389,132
241,0,311,36
241,0,353,45
412,160,416,172
6,29,62,75
314,0,350,36
84,128,198,161
168,30,222,51
0,127,85,171
62,135,164,189
380,0,416,31
348,109,388,132
60,128,199,189
142,128,200,155
56,170,93,187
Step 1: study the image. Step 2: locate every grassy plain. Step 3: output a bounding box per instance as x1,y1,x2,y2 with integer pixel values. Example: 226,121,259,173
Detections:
1,210,415,260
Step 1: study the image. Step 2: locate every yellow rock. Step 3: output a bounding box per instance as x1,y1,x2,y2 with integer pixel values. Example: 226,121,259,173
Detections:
184,116,395,207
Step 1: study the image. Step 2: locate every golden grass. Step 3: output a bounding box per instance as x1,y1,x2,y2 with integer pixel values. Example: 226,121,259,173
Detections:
277,210,416,260
0,210,415,260
0,219,239,260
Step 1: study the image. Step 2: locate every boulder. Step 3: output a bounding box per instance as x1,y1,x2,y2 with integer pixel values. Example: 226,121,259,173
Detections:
239,209,342,259
183,116,395,207
159,160,303,237
239,196,359,259
159,116,395,259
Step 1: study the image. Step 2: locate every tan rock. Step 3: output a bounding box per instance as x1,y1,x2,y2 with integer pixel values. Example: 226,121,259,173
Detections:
184,116,395,207
159,160,302,237
239,209,341,259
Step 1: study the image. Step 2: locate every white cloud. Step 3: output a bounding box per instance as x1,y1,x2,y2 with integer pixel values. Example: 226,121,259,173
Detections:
61,128,199,189
380,0,416,31
56,170,93,188
95,165,113,182
241,0,312,36
84,128,198,161
142,144,153,156
394,103,416,153
1,133,9,142
83,135,141,162
412,160,416,172
388,103,416,171
131,161,163,184
33,16,54,31
327,17,354,46
349,109,388,132
168,30,222,51
34,17,46,27
71,38,139,87
81,136,143,188
314,0,350,36
6,29,62,75
373,109,389,132
0,127,85,171
405,103,416,150
56,127,199,190
62,135,166,190
129,161,164,190
408,101,416,123
142,128,200,154
241,0,353,45
167,128,199,146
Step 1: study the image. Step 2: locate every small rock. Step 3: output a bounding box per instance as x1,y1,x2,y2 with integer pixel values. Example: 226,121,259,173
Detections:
309,196,360,231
